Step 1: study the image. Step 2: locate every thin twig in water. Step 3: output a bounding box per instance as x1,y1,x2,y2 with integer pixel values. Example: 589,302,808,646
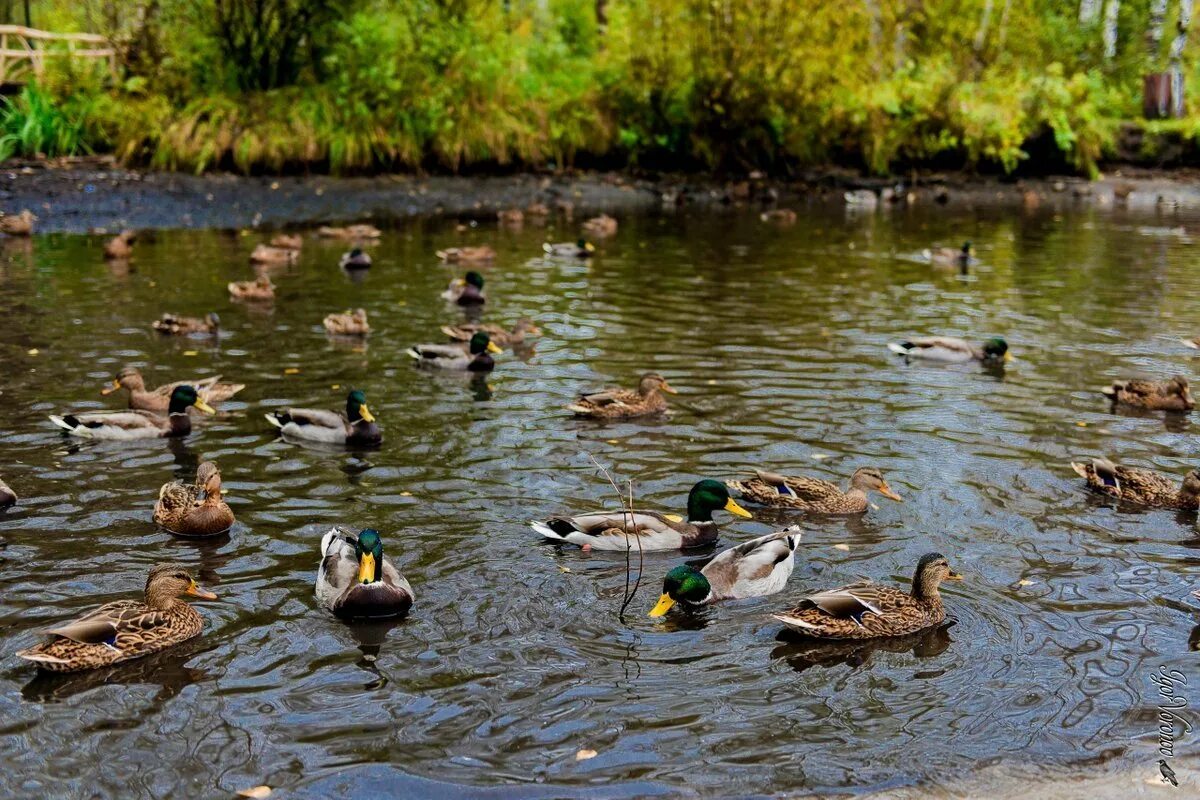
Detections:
588,454,644,621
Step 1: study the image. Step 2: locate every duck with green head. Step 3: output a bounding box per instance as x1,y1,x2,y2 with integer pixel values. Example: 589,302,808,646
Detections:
317,527,414,619
887,335,1010,364
50,385,214,439
531,479,752,551
442,270,486,305
407,331,502,371
265,389,382,446
543,238,595,258
922,241,973,266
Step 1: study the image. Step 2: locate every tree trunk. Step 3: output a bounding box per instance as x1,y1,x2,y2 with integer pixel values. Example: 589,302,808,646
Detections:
1102,0,1120,59
975,0,994,52
1169,0,1192,117
1148,0,1169,61
1079,0,1100,23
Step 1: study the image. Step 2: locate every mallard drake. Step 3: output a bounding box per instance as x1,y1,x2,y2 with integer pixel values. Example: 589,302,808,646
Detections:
497,208,524,226
317,527,414,619
888,336,1010,364
270,233,303,250
760,209,797,224
441,270,486,305
727,467,902,514
543,239,595,258
441,318,541,348
922,242,973,266
154,461,235,537
103,230,136,259
100,367,244,411
152,312,220,336
16,564,217,673
324,308,370,336
407,331,501,371
51,385,214,439
0,475,15,508
1101,376,1194,411
228,275,274,301
774,553,962,640
1071,457,1200,509
318,224,382,240
648,526,801,616
339,248,372,269
265,389,381,446
250,243,298,264
436,246,496,263
530,479,752,551
0,209,36,236
581,215,618,237
567,372,677,419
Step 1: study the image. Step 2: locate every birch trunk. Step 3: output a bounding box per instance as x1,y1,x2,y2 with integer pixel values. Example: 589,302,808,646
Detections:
974,0,994,51
1148,0,1169,61
1103,0,1120,59
1079,0,1100,23
1169,0,1192,117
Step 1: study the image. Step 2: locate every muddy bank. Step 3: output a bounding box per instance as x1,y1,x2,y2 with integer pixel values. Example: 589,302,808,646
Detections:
5,161,1200,233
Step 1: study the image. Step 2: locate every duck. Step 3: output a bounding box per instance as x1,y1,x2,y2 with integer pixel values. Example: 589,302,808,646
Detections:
773,553,962,640
497,208,524,226
269,233,303,250
265,389,381,446
154,461,235,537
228,275,275,301
152,312,220,336
887,336,1011,364
250,243,298,264
527,202,551,218
1071,457,1200,509
0,475,15,508
581,215,618,237
567,372,677,419
50,385,214,439
530,479,752,551
1181,337,1200,350
543,239,595,258
0,209,36,236
339,248,372,269
648,526,801,617
436,246,496,264
1101,376,1194,411
316,527,414,619
407,331,501,371
100,367,244,411
922,242,973,266
726,467,902,514
103,230,136,259
441,318,541,348
760,209,797,224
441,270,486,305
15,564,217,672
318,224,382,241
324,308,370,336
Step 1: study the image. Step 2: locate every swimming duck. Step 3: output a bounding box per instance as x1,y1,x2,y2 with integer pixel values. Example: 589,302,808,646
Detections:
581,215,618,237
1101,376,1194,411
530,479,752,551
339,248,372,269
648,526,801,617
727,467,902,514
922,242,973,266
318,224,382,241
152,312,220,336
760,209,797,224
436,246,496,264
316,527,414,619
407,331,501,371
50,385,214,439
250,243,299,264
324,308,370,336
100,367,244,411
543,239,595,258
154,461,235,537
441,318,541,348
16,564,217,672
1071,457,1200,509
567,372,677,419
887,336,1011,364
265,389,381,446
270,233,303,250
773,553,962,640
0,476,15,508
228,275,275,301
441,271,486,305
0,209,36,236
497,208,524,226
103,230,136,259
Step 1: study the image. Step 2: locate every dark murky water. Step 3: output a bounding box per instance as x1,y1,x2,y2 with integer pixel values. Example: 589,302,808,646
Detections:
1,205,1198,798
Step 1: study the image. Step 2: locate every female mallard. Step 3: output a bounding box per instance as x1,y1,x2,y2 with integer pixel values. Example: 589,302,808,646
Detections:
567,372,677,419
50,385,214,439
436,246,496,264
154,461,235,537
1071,457,1200,509
103,230,136,259
317,527,414,619
407,331,501,371
760,209,797,224
922,242,973,266
318,224,382,241
228,275,275,301
250,243,299,264
531,479,752,551
0,475,15,507
0,209,36,236
887,336,1010,364
152,312,220,336
498,208,524,226
324,308,370,336
265,389,381,446
16,564,217,672
727,467,902,514
339,248,372,270
774,553,962,640
1101,376,1194,411
101,367,244,411
441,318,541,348
441,271,486,305
581,215,618,237
270,233,303,250
648,526,801,617
543,239,595,258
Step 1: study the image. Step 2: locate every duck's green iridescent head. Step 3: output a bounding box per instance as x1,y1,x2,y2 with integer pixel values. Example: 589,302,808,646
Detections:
687,478,752,522
648,564,712,617
982,337,1010,362
346,389,375,423
961,241,973,255
469,332,502,355
465,271,484,289
168,385,215,416
355,528,384,584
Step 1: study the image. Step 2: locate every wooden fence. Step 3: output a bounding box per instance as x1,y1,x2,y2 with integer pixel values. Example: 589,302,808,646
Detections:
0,26,115,85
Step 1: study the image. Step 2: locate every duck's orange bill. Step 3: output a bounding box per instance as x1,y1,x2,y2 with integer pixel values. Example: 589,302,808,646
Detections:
724,498,753,518
879,484,903,502
187,581,218,600
100,379,121,395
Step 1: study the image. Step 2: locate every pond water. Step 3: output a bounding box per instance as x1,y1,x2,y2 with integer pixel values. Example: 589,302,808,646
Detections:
0,203,1198,798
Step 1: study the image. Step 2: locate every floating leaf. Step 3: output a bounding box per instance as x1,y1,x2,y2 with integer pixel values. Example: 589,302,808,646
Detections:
237,787,271,799
284,368,301,375
833,543,850,551
400,491,412,497
662,513,684,523
26,348,38,355
606,439,619,444
1075,421,1087,427
331,384,341,390
811,453,830,460
558,566,572,573
576,749,598,761
270,182,280,190
183,350,198,357
1018,579,1035,587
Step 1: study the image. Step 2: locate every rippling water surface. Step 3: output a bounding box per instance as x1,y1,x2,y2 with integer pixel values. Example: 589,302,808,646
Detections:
1,204,1199,797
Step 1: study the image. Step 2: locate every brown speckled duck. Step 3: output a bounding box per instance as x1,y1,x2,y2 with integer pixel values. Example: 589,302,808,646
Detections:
228,275,275,301
270,233,303,250
1101,376,1194,411
152,312,220,336
581,215,618,237
567,372,677,419
1071,457,1200,509
727,467,902,514
324,308,370,336
154,462,235,537
101,367,244,411
250,243,299,264
0,475,15,508
103,230,136,259
318,224,381,241
441,318,541,348
0,209,36,236
436,246,496,264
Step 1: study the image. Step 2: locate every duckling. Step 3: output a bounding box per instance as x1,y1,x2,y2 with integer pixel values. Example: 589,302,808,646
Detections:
760,209,797,224
228,275,275,301
265,389,381,446
1101,376,1194,411
436,246,497,264
154,461,235,537
440,318,541,348
100,366,244,411
50,385,215,439
270,233,303,250
407,331,501,371
323,308,370,336
543,239,595,258
317,527,414,619
0,209,36,236
0,475,15,508
567,372,677,419
152,312,220,336
922,241,973,266
1071,457,1200,509
318,224,382,241
887,336,1011,364
103,230,136,259
581,215,618,237
250,243,299,264
727,467,902,514
441,270,486,305
339,248,372,269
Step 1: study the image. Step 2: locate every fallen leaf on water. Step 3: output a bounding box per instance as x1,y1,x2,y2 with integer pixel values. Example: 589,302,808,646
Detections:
183,350,198,357
606,439,619,444
1018,579,1036,587
706,379,717,385
576,749,598,761
400,491,412,497
558,566,571,573
237,787,271,799
331,384,341,390
26,348,38,355
833,543,850,551
811,453,830,460
270,181,279,190
1075,421,1087,427
284,368,301,375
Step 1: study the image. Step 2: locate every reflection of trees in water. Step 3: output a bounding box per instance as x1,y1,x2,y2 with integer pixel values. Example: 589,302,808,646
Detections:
770,621,954,673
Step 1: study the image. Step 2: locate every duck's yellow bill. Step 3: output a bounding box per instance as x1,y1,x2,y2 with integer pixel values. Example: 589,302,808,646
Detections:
1003,352,1014,363
724,498,753,518
879,484,903,502
660,381,679,395
648,593,675,617
359,404,376,423
585,242,596,252
187,580,218,600
358,552,376,584
100,379,121,395
946,570,964,581
192,398,217,415
487,341,503,354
